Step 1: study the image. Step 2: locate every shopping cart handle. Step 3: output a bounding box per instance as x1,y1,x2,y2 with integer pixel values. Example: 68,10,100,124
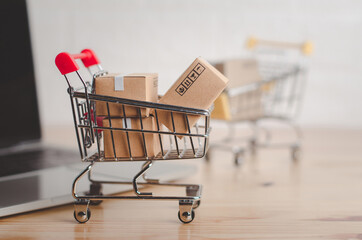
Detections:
246,37,313,55
55,49,100,75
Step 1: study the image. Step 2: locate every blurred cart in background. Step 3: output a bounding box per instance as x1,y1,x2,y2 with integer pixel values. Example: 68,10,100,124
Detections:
208,38,313,165
55,49,210,224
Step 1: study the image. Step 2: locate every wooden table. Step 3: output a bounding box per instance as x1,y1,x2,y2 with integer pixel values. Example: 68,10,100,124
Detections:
1,128,362,239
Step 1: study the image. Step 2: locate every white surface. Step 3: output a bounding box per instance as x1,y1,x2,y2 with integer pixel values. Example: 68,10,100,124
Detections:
26,0,362,129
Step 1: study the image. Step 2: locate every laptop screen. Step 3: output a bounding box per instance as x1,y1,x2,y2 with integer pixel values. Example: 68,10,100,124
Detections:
0,0,41,149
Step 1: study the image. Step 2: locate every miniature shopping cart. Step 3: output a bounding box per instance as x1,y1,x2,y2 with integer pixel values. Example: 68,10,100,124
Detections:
207,38,312,165
55,49,210,223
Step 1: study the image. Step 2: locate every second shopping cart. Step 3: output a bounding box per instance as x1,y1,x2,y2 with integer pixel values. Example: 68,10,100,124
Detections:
208,38,312,165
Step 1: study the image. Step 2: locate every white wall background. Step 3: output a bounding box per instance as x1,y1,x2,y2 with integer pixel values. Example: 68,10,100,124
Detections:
27,0,362,129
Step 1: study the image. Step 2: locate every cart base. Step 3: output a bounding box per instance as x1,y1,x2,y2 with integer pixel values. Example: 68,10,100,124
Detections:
72,162,202,224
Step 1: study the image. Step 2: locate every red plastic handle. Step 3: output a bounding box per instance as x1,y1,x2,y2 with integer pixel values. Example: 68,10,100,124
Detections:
55,49,100,75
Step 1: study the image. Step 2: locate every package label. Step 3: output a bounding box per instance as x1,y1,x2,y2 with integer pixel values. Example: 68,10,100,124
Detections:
122,118,132,129
175,63,205,96
114,75,124,91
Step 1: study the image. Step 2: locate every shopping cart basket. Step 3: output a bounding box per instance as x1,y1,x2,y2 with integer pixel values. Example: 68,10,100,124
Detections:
207,38,312,165
55,49,210,223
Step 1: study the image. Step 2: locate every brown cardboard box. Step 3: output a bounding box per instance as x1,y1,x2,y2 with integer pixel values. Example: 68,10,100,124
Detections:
214,58,261,89
211,89,264,121
212,58,263,120
157,57,229,135
230,88,264,120
95,73,158,117
211,92,231,120
102,116,161,159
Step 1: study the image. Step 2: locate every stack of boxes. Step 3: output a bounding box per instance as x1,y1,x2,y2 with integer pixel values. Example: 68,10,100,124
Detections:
95,58,229,159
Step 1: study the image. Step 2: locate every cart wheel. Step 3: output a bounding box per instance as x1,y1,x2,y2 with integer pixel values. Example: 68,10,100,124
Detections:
74,208,91,223
249,139,257,156
178,209,195,224
205,149,211,162
291,145,300,163
193,200,201,209
234,151,244,166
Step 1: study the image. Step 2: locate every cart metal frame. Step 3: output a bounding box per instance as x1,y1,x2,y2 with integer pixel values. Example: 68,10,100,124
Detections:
55,49,210,223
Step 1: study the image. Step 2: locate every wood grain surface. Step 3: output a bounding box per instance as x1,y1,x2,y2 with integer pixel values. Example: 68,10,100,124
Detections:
1,127,362,239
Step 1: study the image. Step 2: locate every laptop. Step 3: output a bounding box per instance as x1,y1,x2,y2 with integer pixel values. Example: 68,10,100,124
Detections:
0,0,196,218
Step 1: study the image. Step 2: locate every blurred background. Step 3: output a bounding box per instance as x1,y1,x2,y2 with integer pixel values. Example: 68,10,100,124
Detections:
27,0,362,130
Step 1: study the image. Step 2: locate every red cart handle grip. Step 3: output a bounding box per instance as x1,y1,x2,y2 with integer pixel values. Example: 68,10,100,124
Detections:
55,49,100,75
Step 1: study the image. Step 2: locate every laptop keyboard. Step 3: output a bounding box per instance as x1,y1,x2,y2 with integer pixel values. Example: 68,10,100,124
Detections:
0,148,79,177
